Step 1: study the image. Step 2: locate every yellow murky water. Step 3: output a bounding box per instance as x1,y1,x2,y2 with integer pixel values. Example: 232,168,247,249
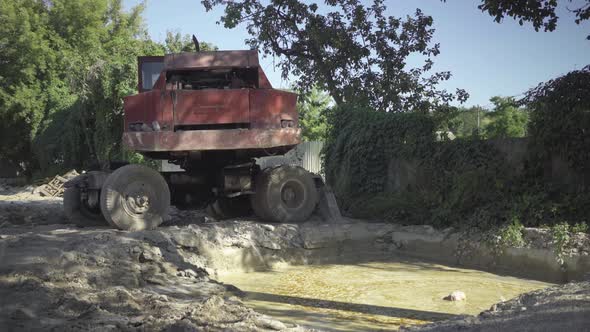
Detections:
217,258,552,331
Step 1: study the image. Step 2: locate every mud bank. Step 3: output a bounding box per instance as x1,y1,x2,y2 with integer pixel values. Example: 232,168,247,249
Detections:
401,281,590,332
170,220,590,284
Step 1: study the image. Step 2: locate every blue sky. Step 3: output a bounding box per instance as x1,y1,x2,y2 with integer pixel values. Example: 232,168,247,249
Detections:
124,0,589,108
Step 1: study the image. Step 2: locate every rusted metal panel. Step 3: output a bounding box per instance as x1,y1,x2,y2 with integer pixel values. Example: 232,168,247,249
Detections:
249,89,298,129
123,91,161,129
164,50,259,70
125,50,301,156
159,90,174,130
258,68,273,89
123,128,301,152
174,89,250,126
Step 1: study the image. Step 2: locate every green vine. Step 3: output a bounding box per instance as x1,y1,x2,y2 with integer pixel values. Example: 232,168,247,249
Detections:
525,65,590,179
324,104,512,229
324,67,590,233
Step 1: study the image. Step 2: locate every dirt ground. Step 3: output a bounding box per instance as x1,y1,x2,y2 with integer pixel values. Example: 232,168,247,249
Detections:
0,185,307,331
0,182,589,331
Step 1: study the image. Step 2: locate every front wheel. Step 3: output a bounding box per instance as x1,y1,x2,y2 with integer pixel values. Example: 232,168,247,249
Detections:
251,166,318,223
100,164,170,231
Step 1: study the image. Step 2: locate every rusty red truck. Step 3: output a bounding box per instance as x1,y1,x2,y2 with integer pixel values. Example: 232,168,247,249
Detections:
64,48,323,230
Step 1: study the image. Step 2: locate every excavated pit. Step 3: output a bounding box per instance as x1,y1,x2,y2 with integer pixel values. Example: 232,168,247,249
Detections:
0,186,589,331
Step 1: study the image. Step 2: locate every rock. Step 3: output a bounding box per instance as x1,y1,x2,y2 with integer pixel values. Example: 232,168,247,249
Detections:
139,246,162,262
254,315,287,331
261,224,275,232
444,291,466,301
177,269,199,278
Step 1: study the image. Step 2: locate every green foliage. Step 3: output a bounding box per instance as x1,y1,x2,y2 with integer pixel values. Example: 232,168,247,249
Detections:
427,140,511,227
449,106,488,138
473,0,590,40
497,217,526,248
346,191,434,225
323,103,517,229
571,222,589,233
0,1,217,178
448,97,528,139
551,222,571,267
297,87,331,141
483,96,529,138
525,65,590,176
324,104,436,206
323,67,590,232
0,0,152,176
202,0,468,111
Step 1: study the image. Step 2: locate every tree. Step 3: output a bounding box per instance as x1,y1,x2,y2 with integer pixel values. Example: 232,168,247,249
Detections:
0,0,223,177
0,0,55,173
474,0,590,40
297,87,332,141
483,96,529,138
524,65,590,172
164,31,218,53
202,0,468,112
450,105,488,138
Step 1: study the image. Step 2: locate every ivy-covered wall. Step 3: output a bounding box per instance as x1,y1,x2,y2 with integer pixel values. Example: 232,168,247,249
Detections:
324,104,590,230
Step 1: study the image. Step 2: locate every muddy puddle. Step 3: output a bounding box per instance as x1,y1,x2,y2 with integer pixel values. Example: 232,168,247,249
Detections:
217,256,552,331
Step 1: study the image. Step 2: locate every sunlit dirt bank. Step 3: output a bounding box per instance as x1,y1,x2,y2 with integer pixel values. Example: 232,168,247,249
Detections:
0,184,589,331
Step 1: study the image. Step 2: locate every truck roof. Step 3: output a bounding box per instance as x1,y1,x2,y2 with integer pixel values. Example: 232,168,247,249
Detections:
164,50,260,70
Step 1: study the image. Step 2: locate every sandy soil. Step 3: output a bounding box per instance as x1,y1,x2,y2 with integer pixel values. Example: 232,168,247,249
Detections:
0,183,589,331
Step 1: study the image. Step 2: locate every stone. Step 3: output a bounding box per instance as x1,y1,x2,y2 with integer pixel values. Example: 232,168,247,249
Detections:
444,291,466,301
177,269,199,278
261,224,275,232
139,246,162,262
254,316,287,331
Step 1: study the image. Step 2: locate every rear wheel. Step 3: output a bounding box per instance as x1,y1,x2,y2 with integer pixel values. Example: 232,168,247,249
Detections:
100,164,170,231
64,187,105,227
251,166,318,223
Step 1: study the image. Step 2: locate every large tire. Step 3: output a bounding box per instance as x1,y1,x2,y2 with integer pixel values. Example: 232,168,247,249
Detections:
207,196,252,220
250,168,274,221
64,187,105,227
251,166,318,223
100,164,170,231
